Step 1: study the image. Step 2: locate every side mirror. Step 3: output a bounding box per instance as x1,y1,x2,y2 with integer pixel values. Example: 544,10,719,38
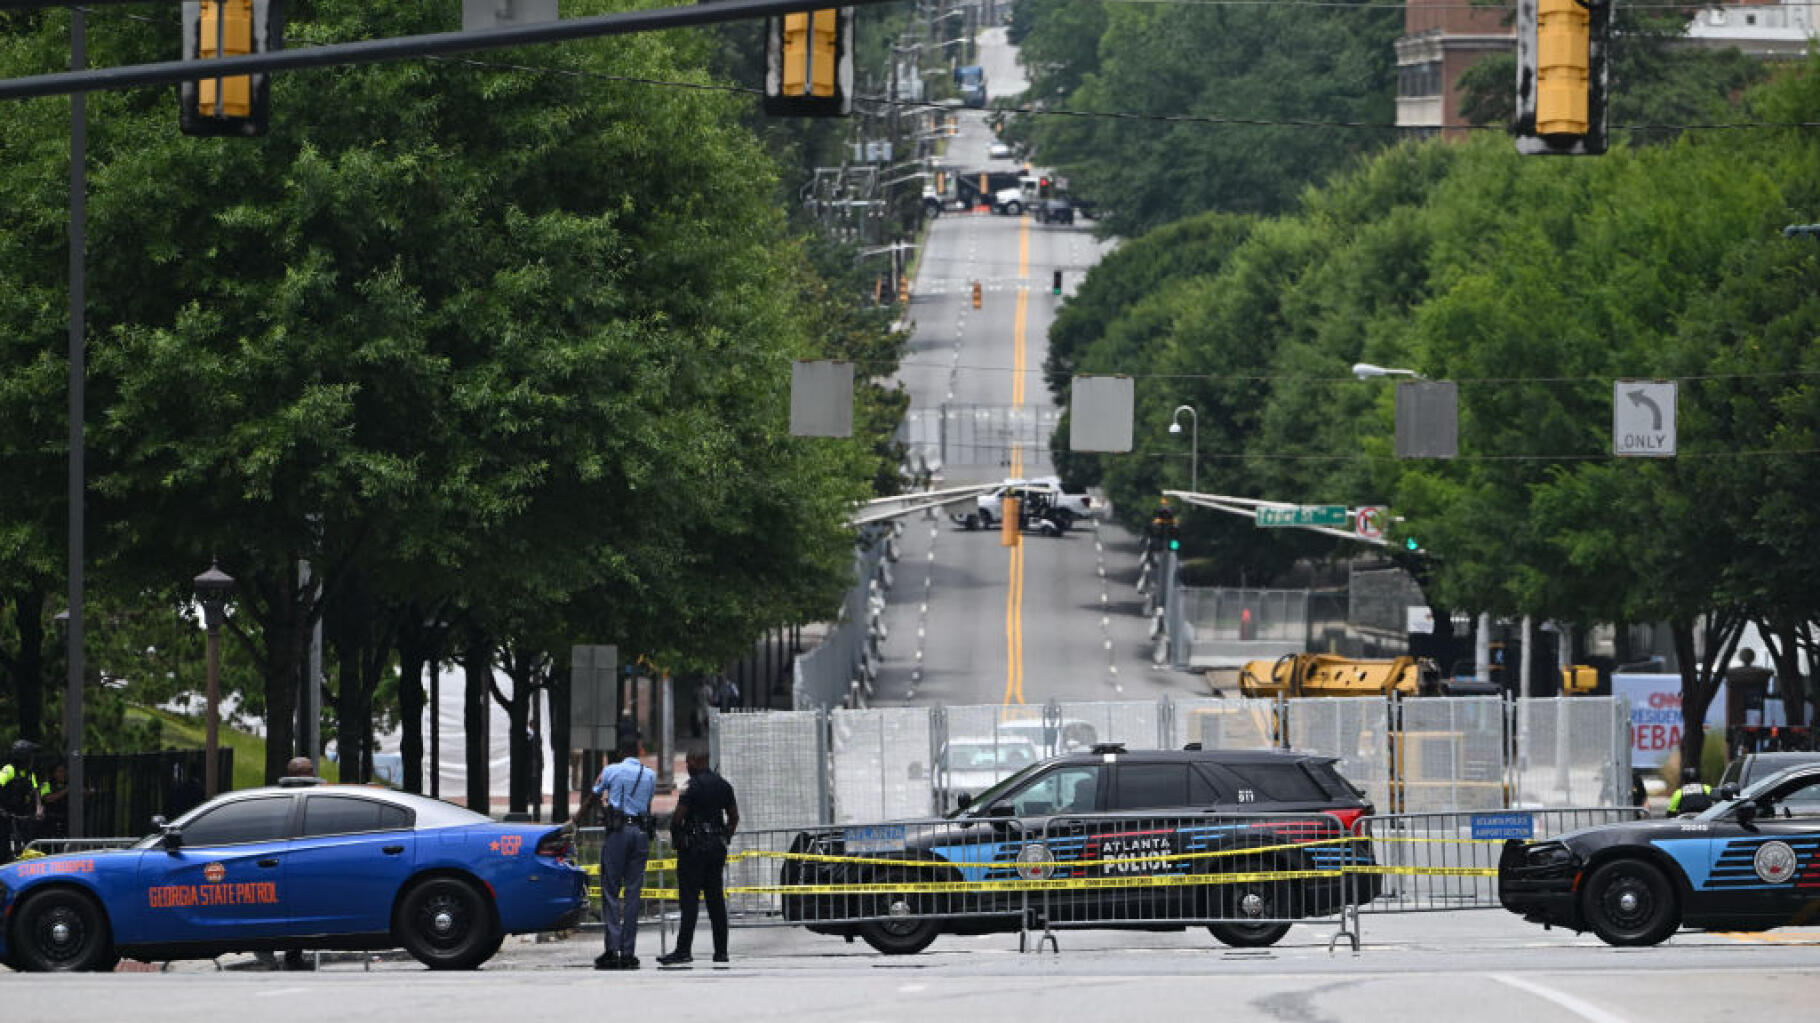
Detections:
160,828,184,851
150,814,168,830
1735,801,1758,827
956,792,973,812
1717,783,1740,801
986,802,1015,818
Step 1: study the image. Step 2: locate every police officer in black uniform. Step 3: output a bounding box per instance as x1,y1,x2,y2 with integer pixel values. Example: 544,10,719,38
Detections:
657,752,739,966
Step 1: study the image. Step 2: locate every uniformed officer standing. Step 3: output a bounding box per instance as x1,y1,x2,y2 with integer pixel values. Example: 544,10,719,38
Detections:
1667,766,1713,816
657,752,740,966
593,744,657,970
1,740,48,860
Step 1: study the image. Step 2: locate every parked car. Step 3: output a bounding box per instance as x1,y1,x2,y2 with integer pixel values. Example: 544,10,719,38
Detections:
1716,751,1820,812
0,785,587,971
988,141,1014,159
782,744,1379,954
971,477,1095,530
995,717,1098,756
939,736,1041,811
1500,762,1820,945
1036,199,1074,225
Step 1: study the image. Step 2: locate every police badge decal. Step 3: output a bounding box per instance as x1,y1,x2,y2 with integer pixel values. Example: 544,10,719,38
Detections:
1752,841,1798,884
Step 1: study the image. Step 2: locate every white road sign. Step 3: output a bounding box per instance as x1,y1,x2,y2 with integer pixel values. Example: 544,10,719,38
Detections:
1353,505,1387,541
1613,380,1676,458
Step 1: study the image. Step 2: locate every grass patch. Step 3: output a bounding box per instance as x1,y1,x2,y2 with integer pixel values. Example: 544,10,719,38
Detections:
126,706,339,791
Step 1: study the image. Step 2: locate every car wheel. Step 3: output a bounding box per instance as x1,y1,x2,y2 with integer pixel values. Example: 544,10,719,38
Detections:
978,509,994,527
1005,201,1022,216
11,888,114,972
1206,873,1292,948
1053,509,1075,532
396,877,501,970
1582,858,1679,946
963,513,981,530
858,906,940,955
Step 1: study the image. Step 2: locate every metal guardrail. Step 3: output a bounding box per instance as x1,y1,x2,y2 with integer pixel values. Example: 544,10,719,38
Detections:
1355,807,1646,914
568,806,1651,954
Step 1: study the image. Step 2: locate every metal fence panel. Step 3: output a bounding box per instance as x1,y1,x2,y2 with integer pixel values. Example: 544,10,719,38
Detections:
830,706,937,823
1054,701,1163,751
712,709,827,830
1357,807,1645,914
1396,697,1508,813
793,543,886,711
1514,697,1630,808
1176,699,1281,751
1285,698,1395,814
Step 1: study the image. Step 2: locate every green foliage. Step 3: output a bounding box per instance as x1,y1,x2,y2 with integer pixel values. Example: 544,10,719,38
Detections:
0,1,894,776
1019,2,1402,236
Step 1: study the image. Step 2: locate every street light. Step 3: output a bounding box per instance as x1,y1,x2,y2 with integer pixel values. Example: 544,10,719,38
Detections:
194,561,235,799
1168,404,1198,495
1351,362,1422,380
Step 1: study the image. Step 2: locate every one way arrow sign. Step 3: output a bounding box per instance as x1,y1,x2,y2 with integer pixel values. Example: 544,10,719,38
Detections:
1613,380,1676,458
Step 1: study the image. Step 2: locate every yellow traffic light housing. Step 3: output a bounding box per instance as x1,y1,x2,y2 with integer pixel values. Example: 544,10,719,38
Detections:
1516,0,1609,155
1562,664,1598,694
181,0,280,137
765,8,853,117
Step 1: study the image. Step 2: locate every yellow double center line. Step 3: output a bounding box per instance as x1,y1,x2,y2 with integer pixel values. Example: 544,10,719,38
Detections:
1003,215,1030,707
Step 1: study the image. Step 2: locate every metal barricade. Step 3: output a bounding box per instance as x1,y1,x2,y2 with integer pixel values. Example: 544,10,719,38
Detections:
830,706,938,823
17,836,139,859
1029,812,1363,951
1355,806,1646,914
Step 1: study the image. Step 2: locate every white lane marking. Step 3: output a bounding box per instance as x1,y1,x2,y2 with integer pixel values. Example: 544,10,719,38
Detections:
898,984,928,994
1491,974,1633,1023
258,988,308,998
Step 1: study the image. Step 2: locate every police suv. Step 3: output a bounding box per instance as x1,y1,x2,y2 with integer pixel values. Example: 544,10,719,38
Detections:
782,744,1378,953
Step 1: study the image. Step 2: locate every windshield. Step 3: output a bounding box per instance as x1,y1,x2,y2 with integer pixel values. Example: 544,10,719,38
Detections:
947,760,1048,819
1698,767,1820,821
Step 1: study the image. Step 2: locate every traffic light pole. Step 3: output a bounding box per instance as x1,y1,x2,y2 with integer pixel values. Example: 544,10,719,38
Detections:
0,0,910,101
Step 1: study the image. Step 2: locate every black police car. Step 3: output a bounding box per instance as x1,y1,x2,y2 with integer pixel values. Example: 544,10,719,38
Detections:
1500,762,1820,945
782,744,1377,953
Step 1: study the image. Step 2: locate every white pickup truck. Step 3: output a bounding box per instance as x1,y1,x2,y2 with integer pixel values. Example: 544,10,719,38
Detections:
972,477,1096,531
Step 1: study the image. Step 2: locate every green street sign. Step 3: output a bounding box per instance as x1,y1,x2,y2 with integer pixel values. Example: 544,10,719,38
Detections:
1254,505,1348,528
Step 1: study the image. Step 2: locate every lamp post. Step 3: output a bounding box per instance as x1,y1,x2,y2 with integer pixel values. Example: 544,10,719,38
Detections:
1168,404,1198,495
194,561,235,799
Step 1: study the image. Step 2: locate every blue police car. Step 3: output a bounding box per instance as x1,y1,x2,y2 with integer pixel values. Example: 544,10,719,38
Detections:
0,783,587,972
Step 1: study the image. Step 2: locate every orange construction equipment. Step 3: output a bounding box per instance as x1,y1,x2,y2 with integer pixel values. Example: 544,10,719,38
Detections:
898,275,909,303
1000,496,1021,547
1238,654,1439,698
971,281,982,308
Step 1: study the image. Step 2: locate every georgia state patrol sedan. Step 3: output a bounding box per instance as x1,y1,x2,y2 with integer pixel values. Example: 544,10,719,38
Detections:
1500,763,1820,945
0,783,587,972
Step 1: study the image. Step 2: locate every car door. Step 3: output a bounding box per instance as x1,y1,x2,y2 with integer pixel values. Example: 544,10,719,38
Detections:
136,795,297,945
283,794,418,937
1712,773,1820,925
1098,763,1194,919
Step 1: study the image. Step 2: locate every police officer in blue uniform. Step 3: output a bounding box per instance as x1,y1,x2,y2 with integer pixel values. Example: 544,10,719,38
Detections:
593,744,656,970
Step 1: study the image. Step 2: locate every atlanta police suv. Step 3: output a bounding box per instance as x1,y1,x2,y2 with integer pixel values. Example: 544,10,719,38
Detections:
783,744,1378,954
1500,762,1820,945
0,784,586,971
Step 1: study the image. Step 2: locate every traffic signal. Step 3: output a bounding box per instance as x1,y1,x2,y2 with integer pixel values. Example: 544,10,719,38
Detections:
1167,523,1180,552
764,9,853,117
1052,270,1062,296
1515,0,1610,155
180,0,281,137
1404,536,1421,552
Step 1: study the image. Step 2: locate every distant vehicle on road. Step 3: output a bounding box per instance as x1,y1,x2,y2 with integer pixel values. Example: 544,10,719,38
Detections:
1036,198,1074,225
973,477,1095,530
995,717,1098,756
1717,751,1820,812
988,141,1014,159
956,65,987,108
0,785,586,972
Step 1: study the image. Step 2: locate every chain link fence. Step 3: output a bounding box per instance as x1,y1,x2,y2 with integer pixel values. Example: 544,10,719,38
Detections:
898,404,1061,470
711,695,1634,827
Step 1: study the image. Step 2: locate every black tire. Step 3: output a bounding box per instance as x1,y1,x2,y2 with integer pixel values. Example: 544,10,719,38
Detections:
977,508,994,527
396,876,501,970
1581,858,1679,947
1053,509,1075,532
10,888,114,972
963,513,981,530
1208,920,1292,948
1004,201,1023,216
858,914,940,955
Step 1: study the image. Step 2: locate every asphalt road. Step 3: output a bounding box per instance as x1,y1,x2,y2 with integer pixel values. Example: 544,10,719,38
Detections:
11,915,1820,1022
881,28,1162,713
